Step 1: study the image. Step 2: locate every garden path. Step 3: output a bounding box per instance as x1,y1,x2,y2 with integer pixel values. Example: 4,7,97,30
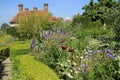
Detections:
0,58,11,80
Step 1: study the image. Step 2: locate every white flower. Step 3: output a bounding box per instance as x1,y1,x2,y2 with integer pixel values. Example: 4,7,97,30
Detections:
73,62,77,66
67,73,74,78
80,56,84,59
67,60,71,63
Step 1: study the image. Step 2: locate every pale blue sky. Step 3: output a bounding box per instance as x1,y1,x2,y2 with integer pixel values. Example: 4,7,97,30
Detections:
0,0,98,26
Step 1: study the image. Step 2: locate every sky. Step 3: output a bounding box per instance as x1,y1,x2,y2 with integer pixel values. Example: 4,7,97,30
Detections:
0,0,97,26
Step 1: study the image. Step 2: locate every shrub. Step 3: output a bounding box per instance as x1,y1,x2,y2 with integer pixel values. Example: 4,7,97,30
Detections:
0,34,13,47
10,41,59,80
114,13,120,42
0,47,10,62
14,54,59,80
6,27,17,37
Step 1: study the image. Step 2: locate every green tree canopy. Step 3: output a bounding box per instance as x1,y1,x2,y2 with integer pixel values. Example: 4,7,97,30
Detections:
1,23,10,31
82,0,119,25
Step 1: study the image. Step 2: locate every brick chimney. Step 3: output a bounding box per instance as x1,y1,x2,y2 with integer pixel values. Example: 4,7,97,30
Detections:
33,7,37,12
18,4,23,12
25,8,29,11
44,3,48,12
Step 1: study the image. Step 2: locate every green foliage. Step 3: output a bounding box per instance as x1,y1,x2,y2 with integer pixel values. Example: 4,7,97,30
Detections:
10,41,59,80
71,13,102,28
6,27,17,37
14,54,59,80
0,23,10,31
0,34,13,47
0,47,10,62
34,22,119,79
17,15,35,40
82,0,119,25
114,12,120,42
115,56,120,79
0,34,12,62
10,41,30,60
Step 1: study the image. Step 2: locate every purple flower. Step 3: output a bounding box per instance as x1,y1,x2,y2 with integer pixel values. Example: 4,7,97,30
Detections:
80,64,88,68
106,53,115,59
86,64,88,68
82,69,86,74
89,52,93,57
57,29,65,34
97,50,101,53
73,67,80,71
42,34,47,40
80,64,85,68
107,48,111,53
30,39,35,50
48,30,52,36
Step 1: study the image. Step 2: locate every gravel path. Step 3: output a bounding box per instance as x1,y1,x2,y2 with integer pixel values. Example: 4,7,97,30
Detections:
0,58,11,80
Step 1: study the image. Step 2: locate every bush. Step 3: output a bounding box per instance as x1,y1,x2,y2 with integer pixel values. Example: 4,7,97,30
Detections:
10,41,59,80
0,47,10,62
0,34,13,47
114,13,120,42
6,27,17,37
14,54,59,80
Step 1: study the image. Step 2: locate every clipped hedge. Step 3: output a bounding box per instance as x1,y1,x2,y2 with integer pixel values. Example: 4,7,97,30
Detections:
15,54,59,80
10,41,59,80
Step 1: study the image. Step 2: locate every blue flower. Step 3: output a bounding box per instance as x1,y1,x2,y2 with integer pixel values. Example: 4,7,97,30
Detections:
89,52,93,57
42,34,47,40
106,53,115,59
107,48,111,53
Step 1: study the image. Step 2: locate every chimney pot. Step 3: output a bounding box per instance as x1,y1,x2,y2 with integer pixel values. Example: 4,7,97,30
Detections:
33,7,37,12
44,3,48,12
18,4,23,12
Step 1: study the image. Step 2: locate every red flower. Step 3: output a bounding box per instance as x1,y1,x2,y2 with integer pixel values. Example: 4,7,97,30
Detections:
68,48,74,52
62,45,67,50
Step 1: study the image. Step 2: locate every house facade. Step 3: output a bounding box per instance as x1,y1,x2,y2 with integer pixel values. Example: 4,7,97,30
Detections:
9,3,62,27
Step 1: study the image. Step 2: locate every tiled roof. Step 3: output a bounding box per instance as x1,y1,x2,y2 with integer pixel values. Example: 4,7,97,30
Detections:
10,10,43,23
10,10,61,24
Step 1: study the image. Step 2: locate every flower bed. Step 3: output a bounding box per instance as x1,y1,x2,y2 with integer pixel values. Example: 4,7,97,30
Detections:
33,27,120,80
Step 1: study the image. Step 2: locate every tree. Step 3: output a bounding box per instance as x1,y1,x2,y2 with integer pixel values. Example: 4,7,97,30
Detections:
71,13,91,27
1,23,10,31
17,11,57,40
82,0,119,26
17,14,36,40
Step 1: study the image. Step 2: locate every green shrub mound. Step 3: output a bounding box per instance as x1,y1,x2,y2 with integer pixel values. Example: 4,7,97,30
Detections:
14,54,59,80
